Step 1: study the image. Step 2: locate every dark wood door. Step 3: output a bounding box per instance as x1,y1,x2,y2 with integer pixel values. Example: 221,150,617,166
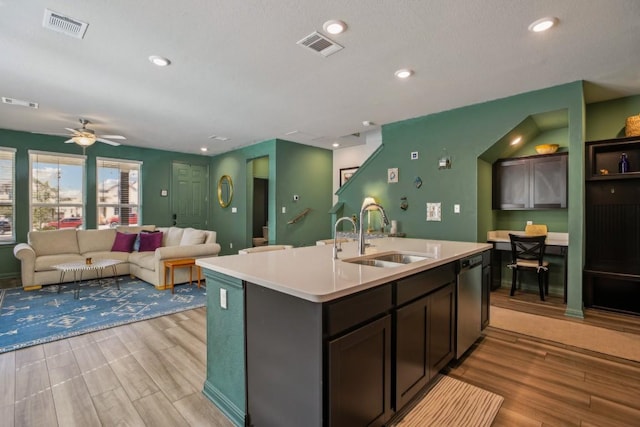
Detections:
328,314,392,427
395,295,429,410
482,265,491,329
428,282,455,378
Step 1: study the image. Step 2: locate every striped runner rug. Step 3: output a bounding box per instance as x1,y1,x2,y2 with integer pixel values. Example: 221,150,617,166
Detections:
392,375,503,427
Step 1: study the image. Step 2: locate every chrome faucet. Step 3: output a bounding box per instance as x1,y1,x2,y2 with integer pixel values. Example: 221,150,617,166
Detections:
333,216,356,259
358,203,390,255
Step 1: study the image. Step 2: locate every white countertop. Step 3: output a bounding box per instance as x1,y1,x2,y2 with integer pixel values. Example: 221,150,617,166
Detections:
487,230,569,246
196,238,491,303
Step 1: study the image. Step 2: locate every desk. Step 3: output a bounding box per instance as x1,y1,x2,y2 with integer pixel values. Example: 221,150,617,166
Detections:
487,230,569,303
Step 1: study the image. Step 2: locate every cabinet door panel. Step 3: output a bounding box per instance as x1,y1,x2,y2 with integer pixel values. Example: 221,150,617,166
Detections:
494,159,528,209
428,283,455,378
531,155,567,208
328,315,392,427
395,296,429,409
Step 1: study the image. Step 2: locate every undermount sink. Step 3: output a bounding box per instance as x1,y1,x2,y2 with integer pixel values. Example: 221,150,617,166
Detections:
343,252,431,268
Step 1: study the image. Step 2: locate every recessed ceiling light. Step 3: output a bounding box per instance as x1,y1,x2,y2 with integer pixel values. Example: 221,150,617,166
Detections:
394,69,413,79
200,147,208,152
362,120,375,126
148,55,171,67
332,142,340,148
323,20,347,35
528,17,558,33
510,136,522,145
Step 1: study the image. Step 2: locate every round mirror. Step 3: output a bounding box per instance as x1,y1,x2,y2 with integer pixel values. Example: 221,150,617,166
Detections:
217,175,234,208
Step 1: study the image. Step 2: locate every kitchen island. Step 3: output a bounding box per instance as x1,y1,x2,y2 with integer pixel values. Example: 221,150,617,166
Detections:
197,237,491,427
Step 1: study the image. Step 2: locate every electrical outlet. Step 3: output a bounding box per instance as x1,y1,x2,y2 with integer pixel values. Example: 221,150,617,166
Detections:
231,207,237,213
293,194,299,201
282,206,287,214
220,288,227,309
527,220,533,225
411,151,418,160
229,242,233,249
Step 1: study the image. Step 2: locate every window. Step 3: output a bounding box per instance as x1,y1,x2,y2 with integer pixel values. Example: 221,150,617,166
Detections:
0,148,16,242
30,151,85,231
97,158,141,228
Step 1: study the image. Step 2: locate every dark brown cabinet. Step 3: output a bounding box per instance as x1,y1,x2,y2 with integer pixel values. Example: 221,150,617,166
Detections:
394,264,455,410
584,137,640,315
328,315,392,427
481,251,491,330
493,152,568,210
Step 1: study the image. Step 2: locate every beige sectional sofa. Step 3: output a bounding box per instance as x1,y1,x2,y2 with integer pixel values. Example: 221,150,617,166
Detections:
13,225,221,290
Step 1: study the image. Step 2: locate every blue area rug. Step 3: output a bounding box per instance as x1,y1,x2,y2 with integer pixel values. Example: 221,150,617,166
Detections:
0,276,206,354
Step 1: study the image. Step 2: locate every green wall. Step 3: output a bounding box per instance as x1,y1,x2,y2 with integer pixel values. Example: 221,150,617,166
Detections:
210,139,332,255
586,95,640,140
337,81,586,316
0,129,210,279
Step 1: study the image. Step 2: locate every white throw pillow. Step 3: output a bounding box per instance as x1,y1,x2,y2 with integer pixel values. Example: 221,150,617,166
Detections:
180,228,206,246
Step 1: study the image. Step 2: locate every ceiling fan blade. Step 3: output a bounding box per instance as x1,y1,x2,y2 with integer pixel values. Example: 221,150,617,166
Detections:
64,138,75,143
65,128,79,133
97,138,121,146
100,135,126,140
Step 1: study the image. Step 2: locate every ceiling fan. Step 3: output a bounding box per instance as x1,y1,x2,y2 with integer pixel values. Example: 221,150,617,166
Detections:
64,118,125,147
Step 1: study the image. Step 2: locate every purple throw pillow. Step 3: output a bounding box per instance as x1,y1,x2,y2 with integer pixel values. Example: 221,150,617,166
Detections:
139,231,163,252
111,232,137,252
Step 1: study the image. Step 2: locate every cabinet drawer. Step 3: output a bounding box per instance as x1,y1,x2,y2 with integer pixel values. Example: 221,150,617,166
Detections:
396,263,455,306
325,284,392,337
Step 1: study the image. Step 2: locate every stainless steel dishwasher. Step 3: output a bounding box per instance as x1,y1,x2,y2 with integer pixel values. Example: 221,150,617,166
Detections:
456,254,483,359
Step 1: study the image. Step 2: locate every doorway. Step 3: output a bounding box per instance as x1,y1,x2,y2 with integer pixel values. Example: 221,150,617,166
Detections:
249,156,269,246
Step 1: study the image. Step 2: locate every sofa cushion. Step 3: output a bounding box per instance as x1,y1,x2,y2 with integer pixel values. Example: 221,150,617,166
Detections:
82,250,131,263
29,229,80,256
139,231,163,252
128,251,156,270
35,254,85,271
77,229,117,253
180,228,206,246
112,232,137,252
163,227,184,247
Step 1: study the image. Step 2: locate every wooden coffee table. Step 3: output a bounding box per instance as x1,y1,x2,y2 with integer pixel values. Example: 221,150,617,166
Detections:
52,258,121,299
164,258,201,294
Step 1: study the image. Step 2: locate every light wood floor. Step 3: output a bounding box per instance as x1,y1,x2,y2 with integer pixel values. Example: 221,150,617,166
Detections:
1,291,640,426
449,288,640,426
0,307,233,427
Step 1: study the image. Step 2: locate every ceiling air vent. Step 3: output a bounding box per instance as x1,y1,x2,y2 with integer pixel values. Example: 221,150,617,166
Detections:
2,97,39,109
296,31,343,57
42,9,89,39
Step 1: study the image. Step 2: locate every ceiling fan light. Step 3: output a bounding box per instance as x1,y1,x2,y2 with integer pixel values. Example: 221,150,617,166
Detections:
73,135,96,146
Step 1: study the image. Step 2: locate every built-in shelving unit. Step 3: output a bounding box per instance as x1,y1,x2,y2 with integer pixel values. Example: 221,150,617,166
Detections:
584,136,640,315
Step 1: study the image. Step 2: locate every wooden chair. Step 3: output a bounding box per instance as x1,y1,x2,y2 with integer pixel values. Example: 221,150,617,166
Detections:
507,233,549,300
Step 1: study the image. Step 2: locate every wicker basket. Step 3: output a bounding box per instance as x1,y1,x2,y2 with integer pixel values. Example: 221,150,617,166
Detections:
626,114,640,137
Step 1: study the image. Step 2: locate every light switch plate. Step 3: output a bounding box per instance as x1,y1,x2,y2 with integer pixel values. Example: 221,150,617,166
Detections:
388,168,399,183
231,207,237,213
454,204,460,213
220,288,227,309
